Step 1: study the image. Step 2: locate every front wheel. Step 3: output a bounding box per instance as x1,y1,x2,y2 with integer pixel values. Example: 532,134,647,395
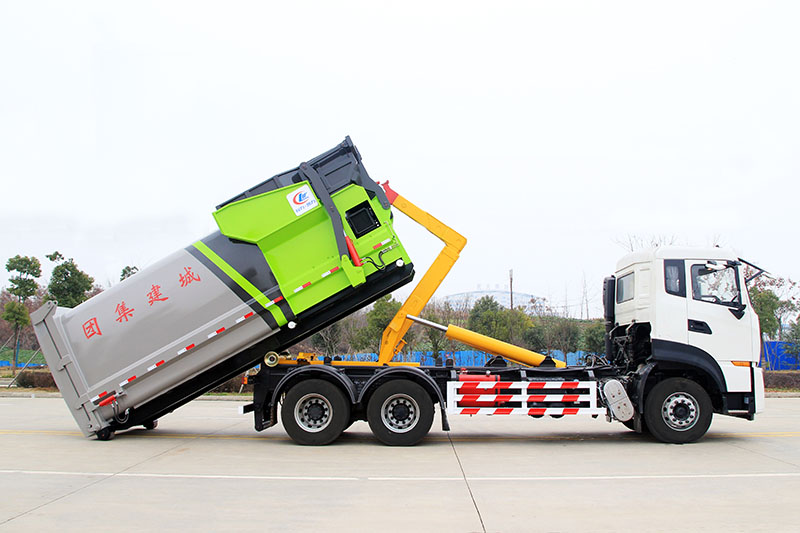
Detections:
644,377,712,444
281,379,350,446
367,380,434,446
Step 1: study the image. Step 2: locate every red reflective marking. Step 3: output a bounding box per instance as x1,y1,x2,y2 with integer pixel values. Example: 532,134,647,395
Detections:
98,395,116,407
244,312,255,319
528,408,546,416
330,266,339,273
372,242,382,249
273,296,284,303
494,408,513,415
561,382,579,389
528,383,546,389
462,395,480,403
128,375,137,382
528,395,546,402
302,282,311,289
186,344,195,350
458,374,498,382
563,408,580,415
216,327,225,334
155,360,165,366
562,395,579,402
461,408,480,415
99,391,108,397
496,395,512,403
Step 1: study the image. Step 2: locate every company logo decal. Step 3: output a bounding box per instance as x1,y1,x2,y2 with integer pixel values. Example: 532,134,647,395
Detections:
286,184,318,216
292,191,309,205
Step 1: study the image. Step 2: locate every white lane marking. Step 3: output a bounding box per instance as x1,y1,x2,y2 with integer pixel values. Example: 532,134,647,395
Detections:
369,473,800,481
0,470,116,477
2,470,798,482
0,470,356,481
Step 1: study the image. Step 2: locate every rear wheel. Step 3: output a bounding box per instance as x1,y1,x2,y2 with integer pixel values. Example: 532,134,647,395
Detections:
367,380,434,446
281,379,350,446
644,378,712,444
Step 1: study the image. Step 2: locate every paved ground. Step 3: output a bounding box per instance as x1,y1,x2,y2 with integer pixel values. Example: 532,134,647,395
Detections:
1,398,798,532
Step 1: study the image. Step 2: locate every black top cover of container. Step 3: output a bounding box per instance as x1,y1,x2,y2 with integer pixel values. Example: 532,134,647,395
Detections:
217,137,389,210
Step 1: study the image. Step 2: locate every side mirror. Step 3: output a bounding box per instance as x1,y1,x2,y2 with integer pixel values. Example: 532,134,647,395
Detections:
704,261,727,272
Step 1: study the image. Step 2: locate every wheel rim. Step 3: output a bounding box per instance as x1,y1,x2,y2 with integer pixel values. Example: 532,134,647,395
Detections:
381,393,420,433
294,393,332,433
661,392,699,431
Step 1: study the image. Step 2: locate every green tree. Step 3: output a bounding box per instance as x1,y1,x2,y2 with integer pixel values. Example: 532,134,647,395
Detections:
745,269,799,341
551,317,581,359
45,252,94,308
353,295,402,354
581,320,606,355
120,265,139,281
467,296,503,338
750,289,781,339
2,255,41,373
782,321,800,369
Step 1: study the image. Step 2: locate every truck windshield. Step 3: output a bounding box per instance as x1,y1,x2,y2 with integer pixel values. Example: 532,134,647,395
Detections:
691,264,740,306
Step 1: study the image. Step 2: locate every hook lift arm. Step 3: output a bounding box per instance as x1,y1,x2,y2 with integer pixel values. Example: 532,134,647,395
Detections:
377,182,467,365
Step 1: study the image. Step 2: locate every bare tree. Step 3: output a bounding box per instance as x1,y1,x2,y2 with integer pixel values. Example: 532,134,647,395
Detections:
614,234,679,253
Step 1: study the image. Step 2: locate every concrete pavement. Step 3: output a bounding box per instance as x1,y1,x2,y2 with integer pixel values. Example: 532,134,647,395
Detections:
1,397,799,532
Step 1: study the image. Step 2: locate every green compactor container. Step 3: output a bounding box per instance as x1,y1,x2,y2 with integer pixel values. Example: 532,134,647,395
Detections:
31,137,415,438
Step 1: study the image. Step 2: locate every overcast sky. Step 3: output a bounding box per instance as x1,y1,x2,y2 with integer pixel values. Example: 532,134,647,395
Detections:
1,1,798,318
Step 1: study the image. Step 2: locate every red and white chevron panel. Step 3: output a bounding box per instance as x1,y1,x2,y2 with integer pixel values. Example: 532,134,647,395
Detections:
446,380,606,416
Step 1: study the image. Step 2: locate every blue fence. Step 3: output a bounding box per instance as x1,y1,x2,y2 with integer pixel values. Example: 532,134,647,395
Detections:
763,342,799,370
338,350,588,367
0,361,45,368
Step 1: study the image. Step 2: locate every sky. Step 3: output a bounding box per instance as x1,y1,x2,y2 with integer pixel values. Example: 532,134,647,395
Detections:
1,1,798,318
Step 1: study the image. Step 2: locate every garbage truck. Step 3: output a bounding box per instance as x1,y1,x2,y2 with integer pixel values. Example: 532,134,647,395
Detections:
31,137,765,445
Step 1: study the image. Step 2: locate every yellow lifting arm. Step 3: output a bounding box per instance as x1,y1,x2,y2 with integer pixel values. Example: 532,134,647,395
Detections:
377,182,467,364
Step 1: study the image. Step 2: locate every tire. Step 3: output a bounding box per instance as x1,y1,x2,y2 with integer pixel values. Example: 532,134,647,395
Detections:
644,377,712,444
367,380,434,446
281,379,350,446
96,427,115,441
143,419,158,430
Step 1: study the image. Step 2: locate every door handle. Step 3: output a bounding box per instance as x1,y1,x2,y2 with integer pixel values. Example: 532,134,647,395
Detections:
688,319,712,335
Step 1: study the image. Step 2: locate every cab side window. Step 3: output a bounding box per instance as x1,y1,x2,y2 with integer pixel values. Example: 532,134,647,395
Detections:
616,272,634,303
664,259,686,297
691,264,740,307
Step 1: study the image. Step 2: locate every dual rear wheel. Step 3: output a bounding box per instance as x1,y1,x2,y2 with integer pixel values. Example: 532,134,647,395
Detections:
280,378,434,446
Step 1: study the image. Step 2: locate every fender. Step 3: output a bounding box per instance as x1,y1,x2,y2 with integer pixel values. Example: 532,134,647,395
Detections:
357,366,450,431
631,362,657,413
649,338,728,398
270,365,358,408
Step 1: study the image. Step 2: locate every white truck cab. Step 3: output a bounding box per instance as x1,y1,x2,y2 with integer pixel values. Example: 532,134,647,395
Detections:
604,247,765,441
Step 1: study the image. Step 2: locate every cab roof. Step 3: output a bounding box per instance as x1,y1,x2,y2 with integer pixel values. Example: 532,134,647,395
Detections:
616,246,739,272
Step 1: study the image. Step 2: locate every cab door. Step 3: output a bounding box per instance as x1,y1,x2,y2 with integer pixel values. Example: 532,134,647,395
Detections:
686,262,755,392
